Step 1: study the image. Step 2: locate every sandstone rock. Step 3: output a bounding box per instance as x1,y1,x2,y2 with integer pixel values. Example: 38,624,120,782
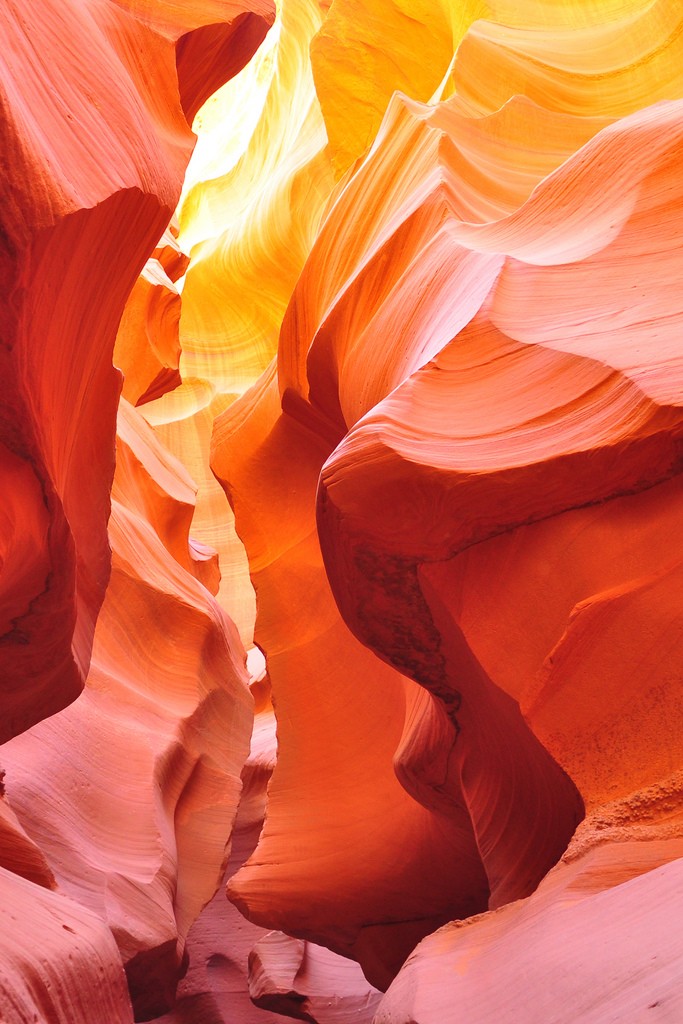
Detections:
115,259,183,407
157,667,379,1024
0,865,134,1024
3,402,252,1019
0,0,274,742
375,844,683,1024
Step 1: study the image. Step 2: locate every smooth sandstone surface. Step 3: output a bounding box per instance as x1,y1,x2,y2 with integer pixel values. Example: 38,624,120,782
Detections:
114,257,183,407
0,865,134,1024
0,1,273,1017
0,0,274,742
375,842,683,1023
2,401,253,1019
157,677,381,1024
212,0,682,1010
212,369,493,991
2,0,683,1022
138,0,336,643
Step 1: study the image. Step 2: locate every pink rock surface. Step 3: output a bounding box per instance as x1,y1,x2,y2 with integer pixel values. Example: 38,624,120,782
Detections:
2,402,252,1019
3,2,683,1022
154,688,285,1024
249,931,382,1024
0,865,134,1024
157,672,379,1024
0,777,55,890
211,43,683,1014
375,845,683,1024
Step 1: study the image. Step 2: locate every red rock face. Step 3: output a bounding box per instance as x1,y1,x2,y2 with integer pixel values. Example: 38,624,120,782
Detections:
3,1,683,1022
1,401,254,1019
0,0,273,744
0,1,274,1020
114,256,183,408
212,369,492,990
0,865,135,1024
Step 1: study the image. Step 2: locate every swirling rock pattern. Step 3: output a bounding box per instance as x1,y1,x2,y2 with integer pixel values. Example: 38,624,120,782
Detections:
214,0,683,1012
0,0,273,743
3,0,683,1021
2,401,253,1019
0,0,273,1019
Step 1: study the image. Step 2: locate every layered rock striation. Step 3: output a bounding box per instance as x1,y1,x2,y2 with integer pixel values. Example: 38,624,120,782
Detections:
2,0,683,1022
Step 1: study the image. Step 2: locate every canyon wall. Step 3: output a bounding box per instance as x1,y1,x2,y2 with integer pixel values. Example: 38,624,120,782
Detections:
1,1,682,1022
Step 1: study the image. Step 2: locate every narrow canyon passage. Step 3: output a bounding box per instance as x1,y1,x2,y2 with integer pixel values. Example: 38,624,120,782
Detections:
1,2,683,1023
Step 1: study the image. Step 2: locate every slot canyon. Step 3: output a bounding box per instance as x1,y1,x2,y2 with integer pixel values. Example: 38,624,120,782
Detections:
1,1,682,1021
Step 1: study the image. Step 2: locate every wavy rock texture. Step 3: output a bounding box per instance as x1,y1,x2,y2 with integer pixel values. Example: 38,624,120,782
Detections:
2,400,253,1020
154,690,288,1024
0,2,273,1015
310,0,676,174
213,0,683,1011
3,0,683,1022
212,367,492,990
0,0,273,743
316,97,683,822
178,0,333,391
157,667,380,1024
0,778,56,891
135,0,335,642
114,220,192,409
0,866,134,1024
141,385,255,642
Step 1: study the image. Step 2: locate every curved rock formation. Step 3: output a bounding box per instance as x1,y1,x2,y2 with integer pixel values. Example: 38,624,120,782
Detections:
136,0,335,641
212,366,491,991
2,401,252,1019
0,779,55,891
0,866,134,1024
214,1,683,1008
175,8,274,123
178,0,332,385
0,4,273,1011
0,0,274,743
375,832,683,1023
316,98,683,827
115,256,183,407
248,931,382,1024
156,665,380,1024
3,0,683,1021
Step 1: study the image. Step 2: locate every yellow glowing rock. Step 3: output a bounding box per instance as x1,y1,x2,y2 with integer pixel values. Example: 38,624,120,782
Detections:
310,0,467,174
310,0,682,175
453,0,683,118
143,385,256,642
137,0,337,646
177,0,334,397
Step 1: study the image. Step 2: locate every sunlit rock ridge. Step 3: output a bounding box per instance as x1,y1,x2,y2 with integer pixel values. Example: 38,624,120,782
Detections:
1,0,682,1022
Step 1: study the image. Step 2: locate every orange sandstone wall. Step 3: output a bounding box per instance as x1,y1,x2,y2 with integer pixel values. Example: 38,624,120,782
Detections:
2,0,683,1022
